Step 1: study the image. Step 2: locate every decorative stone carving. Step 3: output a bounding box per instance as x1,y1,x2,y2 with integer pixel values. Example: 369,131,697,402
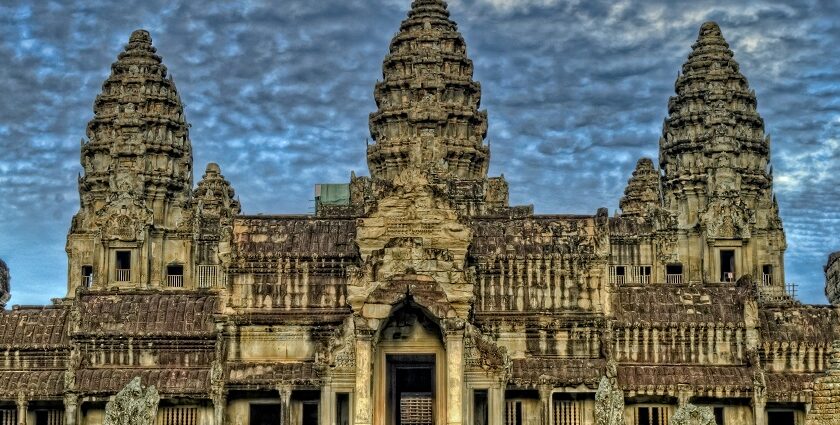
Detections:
352,175,474,318
669,404,716,425
103,377,160,425
701,196,751,240
595,377,624,425
94,194,154,241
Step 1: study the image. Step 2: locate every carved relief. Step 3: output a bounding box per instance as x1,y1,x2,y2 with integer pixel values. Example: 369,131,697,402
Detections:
701,196,751,240
103,377,159,425
670,404,716,425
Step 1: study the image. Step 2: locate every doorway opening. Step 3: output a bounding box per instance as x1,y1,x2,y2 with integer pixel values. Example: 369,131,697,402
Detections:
249,403,281,425
387,354,435,425
720,250,735,282
767,411,795,425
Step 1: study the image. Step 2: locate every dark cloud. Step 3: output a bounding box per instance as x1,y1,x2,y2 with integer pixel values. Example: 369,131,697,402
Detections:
0,0,838,304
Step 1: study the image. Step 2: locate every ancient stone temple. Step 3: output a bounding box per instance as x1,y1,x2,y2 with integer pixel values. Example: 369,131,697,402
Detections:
1,2,838,425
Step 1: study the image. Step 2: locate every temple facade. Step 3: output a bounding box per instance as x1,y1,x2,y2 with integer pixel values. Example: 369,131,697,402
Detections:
1,1,839,425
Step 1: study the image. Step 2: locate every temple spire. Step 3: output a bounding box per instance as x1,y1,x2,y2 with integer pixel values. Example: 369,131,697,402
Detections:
619,158,661,218
77,29,192,228
659,21,769,205
367,0,489,181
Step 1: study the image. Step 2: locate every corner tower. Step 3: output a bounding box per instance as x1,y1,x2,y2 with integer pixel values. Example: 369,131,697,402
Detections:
368,0,489,181
659,22,786,293
66,30,196,295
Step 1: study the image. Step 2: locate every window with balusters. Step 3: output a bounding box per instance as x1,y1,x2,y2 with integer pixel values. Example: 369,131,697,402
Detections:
504,400,522,425
0,410,15,425
34,410,64,425
196,265,220,288
158,406,199,425
634,406,670,425
609,265,652,285
553,399,584,425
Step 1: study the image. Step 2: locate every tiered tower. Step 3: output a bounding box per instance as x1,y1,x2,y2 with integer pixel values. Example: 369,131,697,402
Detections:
618,158,661,218
66,30,196,294
658,22,786,291
367,0,489,181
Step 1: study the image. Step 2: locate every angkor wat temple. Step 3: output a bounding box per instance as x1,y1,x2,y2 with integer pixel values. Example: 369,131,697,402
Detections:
1,1,839,425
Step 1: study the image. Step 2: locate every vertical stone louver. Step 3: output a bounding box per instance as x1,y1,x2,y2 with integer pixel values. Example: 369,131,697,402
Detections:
78,29,192,228
659,22,786,291
368,0,489,182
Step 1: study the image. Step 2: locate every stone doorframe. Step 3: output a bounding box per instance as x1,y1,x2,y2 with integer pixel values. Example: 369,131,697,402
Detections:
351,276,467,425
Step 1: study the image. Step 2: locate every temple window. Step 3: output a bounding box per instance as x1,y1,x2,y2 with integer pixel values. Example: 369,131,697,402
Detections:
34,409,63,425
552,397,584,425
505,400,522,425
634,406,669,425
666,264,683,284
81,265,94,288
166,264,184,288
0,409,14,425
610,266,627,285
762,264,773,286
159,406,198,425
115,251,131,282
610,265,652,285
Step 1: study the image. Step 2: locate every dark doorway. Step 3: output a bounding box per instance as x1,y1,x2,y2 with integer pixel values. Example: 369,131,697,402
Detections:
249,404,281,425
473,390,488,425
301,402,318,425
720,250,735,282
767,411,795,425
388,354,435,425
336,393,350,425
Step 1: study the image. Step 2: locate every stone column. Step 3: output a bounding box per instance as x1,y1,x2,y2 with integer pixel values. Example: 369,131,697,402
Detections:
211,390,226,425
15,393,27,425
445,326,465,425
64,393,78,425
538,386,552,425
320,378,334,425
488,381,505,425
354,335,373,425
279,385,292,425
753,399,766,425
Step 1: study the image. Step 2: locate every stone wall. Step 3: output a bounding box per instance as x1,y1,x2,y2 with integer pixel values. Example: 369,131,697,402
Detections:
805,340,840,424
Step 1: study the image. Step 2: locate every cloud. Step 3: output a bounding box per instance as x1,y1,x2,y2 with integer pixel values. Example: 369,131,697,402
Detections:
0,0,838,305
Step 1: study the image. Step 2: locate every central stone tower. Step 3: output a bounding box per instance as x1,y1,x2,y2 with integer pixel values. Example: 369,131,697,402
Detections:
367,0,489,181
658,22,786,293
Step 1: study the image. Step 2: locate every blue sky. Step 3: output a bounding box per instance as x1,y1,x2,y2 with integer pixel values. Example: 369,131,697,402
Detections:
0,0,838,305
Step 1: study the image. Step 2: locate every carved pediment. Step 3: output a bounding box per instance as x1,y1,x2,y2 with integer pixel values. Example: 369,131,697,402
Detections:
94,194,153,241
701,195,751,240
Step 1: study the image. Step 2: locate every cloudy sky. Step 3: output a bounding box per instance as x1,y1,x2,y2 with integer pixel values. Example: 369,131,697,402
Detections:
0,0,838,305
